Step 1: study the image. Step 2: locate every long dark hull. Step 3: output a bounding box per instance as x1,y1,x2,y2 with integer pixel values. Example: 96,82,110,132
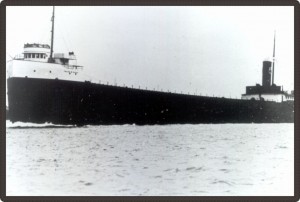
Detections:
7,77,294,125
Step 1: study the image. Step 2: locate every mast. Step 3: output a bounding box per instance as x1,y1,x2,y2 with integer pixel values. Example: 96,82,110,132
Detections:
272,31,276,85
49,6,55,62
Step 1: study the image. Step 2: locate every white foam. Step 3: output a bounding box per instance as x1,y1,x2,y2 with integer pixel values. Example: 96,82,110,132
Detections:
6,120,74,128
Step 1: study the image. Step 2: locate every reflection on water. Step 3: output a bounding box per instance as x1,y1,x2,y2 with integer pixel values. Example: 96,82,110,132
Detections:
6,123,293,196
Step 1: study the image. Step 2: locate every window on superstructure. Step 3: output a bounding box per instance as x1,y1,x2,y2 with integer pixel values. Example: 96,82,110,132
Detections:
37,54,40,58
32,54,35,58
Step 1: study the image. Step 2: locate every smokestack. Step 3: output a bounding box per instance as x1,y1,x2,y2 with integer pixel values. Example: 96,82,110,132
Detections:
262,61,272,86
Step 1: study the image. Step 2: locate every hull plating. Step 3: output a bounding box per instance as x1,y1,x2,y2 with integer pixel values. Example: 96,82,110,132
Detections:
7,77,294,125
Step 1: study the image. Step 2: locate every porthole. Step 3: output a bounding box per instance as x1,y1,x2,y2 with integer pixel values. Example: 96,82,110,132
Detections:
33,70,36,72
49,71,52,73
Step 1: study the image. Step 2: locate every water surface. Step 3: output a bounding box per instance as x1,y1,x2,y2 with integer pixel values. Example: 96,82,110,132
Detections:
6,123,294,196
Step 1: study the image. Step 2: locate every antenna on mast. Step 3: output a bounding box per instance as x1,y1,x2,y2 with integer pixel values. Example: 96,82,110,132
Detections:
272,30,276,85
49,6,55,63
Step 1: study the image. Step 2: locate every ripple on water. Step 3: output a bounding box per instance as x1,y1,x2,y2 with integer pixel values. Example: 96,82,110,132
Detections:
192,190,208,193
119,188,130,192
36,158,46,162
219,168,230,173
276,145,288,149
116,173,124,178
211,180,233,186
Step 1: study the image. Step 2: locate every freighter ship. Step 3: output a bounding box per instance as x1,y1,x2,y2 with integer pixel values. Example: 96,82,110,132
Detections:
6,7,294,125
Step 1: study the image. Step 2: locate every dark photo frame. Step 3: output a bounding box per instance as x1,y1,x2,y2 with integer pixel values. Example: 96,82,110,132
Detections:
1,0,299,201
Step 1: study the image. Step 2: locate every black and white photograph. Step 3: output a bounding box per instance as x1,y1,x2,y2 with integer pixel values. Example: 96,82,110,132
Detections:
4,4,295,197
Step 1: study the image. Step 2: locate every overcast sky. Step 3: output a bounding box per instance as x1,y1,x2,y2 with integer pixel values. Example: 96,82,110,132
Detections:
6,6,294,98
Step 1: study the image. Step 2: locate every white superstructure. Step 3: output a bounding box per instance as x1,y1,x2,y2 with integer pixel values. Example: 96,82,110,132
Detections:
7,43,87,82
241,93,289,102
